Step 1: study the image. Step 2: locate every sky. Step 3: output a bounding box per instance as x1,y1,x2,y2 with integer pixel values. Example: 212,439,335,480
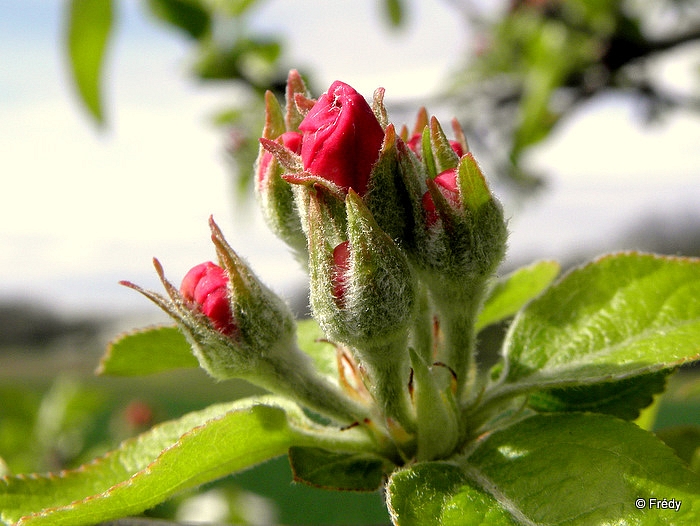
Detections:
2,0,700,319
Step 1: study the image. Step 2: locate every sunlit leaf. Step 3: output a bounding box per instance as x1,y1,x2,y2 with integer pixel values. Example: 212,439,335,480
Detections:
97,325,197,376
295,318,337,380
502,253,700,389
388,413,700,524
476,260,559,331
0,396,374,525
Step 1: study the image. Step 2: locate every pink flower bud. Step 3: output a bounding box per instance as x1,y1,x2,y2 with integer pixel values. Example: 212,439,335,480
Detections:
422,168,460,226
298,81,384,196
407,134,464,159
180,262,236,336
256,131,302,190
331,241,351,306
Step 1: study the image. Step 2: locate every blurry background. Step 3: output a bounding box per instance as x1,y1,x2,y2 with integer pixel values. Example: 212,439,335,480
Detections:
2,0,700,523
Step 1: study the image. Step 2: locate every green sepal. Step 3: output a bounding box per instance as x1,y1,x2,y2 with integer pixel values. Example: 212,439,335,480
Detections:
364,125,408,243
288,446,389,491
410,349,459,461
421,126,437,179
429,116,460,174
372,87,389,128
342,190,416,346
393,133,430,256
261,89,286,140
456,153,493,214
284,69,310,131
256,137,307,260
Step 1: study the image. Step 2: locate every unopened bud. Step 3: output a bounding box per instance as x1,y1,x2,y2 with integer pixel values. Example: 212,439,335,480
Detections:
180,262,237,337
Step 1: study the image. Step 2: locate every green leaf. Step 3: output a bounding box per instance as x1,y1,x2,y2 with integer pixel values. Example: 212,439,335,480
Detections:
97,325,197,376
387,462,514,525
295,318,338,380
501,253,700,390
0,396,374,525
388,413,700,524
65,0,114,125
288,446,388,491
528,369,671,420
146,0,211,40
476,260,560,331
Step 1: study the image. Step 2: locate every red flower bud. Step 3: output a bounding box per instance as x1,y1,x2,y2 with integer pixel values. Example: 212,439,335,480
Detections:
298,81,384,196
256,131,302,190
331,241,351,306
407,134,464,159
180,262,236,336
422,168,460,226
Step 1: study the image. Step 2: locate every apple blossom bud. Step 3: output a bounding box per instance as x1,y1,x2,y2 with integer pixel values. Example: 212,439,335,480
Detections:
180,262,237,337
256,93,306,258
122,218,370,424
298,81,384,196
308,190,415,349
421,168,460,227
256,131,302,191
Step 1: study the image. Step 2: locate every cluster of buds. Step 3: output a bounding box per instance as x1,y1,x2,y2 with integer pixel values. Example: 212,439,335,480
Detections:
129,71,507,462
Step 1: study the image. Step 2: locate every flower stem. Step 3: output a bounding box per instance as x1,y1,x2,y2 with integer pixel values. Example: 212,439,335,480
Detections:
362,340,416,434
258,349,371,425
432,280,485,400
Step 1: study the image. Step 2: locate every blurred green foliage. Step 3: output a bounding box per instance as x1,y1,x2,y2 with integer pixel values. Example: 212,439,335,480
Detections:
63,0,700,189
452,0,700,185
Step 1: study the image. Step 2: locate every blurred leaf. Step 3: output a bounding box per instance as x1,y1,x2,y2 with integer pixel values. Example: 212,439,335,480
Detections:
146,0,211,40
194,37,281,85
656,425,700,472
384,0,404,27
210,0,260,17
65,0,114,125
97,325,197,376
